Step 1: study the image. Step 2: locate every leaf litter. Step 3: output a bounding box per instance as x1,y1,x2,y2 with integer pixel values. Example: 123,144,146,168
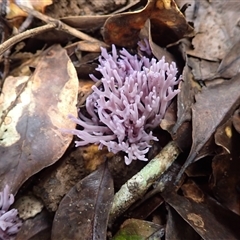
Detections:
0,0,240,239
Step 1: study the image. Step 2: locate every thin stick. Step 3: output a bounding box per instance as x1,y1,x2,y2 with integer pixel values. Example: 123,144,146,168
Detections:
0,23,55,56
18,5,108,47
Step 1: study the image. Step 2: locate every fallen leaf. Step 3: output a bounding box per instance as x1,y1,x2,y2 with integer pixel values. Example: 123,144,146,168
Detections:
186,1,232,61
214,118,233,155
166,205,201,240
6,0,53,19
172,65,200,134
212,128,240,215
232,108,240,134
162,181,240,239
216,40,240,79
61,15,111,30
102,0,154,47
102,0,193,47
128,193,164,220
187,56,219,81
150,0,194,46
176,74,240,180
0,44,78,194
52,162,114,240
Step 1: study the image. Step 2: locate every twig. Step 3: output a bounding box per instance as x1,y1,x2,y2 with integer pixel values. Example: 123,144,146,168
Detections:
109,141,181,224
18,5,108,47
0,23,55,56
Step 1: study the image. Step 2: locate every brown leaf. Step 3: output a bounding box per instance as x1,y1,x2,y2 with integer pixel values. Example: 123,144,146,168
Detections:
214,118,233,155
102,0,193,47
0,44,78,194
217,40,240,79
65,41,107,54
233,108,240,134
61,15,110,31
102,0,154,47
16,209,52,240
166,205,201,240
177,74,240,180
211,128,240,215
162,181,240,239
185,1,233,61
52,162,114,240
7,0,52,19
128,193,164,220
187,56,219,81
150,0,194,46
172,65,200,135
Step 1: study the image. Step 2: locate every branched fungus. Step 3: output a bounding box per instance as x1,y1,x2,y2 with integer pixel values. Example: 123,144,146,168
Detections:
68,45,180,164
0,185,22,240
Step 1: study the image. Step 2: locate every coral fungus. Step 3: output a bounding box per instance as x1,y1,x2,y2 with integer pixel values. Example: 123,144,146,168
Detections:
68,44,180,165
0,185,22,240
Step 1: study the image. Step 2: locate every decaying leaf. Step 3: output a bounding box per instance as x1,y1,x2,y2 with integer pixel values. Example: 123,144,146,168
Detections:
232,108,240,134
15,209,52,240
216,39,240,79
166,206,201,240
102,0,193,47
214,118,233,155
6,0,53,19
128,193,164,220
211,128,240,215
162,181,240,239
61,15,111,31
0,44,78,194
102,0,154,47
177,74,240,180
185,1,231,61
149,0,194,46
187,56,219,81
172,65,200,134
52,163,114,240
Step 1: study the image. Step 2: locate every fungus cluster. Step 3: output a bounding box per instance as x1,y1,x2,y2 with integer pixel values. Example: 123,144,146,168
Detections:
68,44,180,164
0,185,22,240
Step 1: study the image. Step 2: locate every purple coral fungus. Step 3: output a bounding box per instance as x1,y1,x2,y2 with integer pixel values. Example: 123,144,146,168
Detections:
68,44,180,165
138,38,152,56
0,185,22,240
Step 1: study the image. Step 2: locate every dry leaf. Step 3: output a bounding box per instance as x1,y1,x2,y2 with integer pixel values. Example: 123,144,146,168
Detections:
214,118,233,155
177,74,240,180
185,1,228,61
162,181,240,239
172,65,200,134
0,44,78,194
15,210,52,240
212,148,240,215
216,40,240,79
52,163,114,240
6,0,52,19
102,0,193,47
166,206,201,240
